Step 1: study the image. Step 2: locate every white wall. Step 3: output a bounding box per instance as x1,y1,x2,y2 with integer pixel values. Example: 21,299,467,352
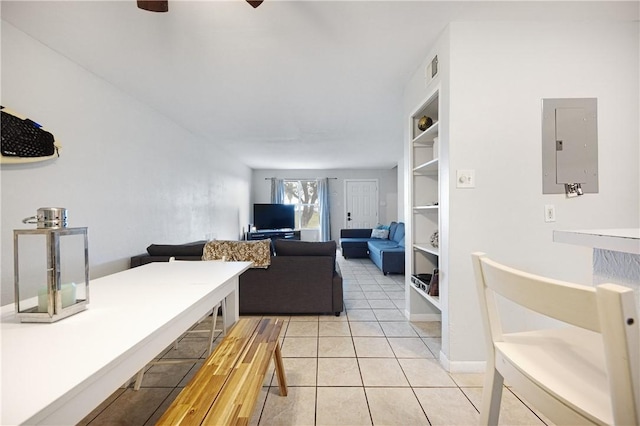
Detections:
251,168,399,242
404,20,639,369
445,21,639,365
1,22,252,304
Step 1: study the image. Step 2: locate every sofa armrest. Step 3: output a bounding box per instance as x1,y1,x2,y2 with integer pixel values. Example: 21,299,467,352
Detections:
340,228,373,239
332,270,344,314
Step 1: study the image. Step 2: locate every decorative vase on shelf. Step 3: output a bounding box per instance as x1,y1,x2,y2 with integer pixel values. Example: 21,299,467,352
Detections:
430,230,439,248
418,116,433,131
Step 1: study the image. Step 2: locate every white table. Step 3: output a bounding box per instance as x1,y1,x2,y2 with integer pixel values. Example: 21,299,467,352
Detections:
554,228,640,306
553,228,640,255
1,260,251,425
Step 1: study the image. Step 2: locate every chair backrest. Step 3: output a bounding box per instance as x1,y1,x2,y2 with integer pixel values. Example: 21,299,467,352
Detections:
471,252,639,425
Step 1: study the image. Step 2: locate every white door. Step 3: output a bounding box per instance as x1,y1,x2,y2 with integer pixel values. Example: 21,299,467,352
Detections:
345,180,378,228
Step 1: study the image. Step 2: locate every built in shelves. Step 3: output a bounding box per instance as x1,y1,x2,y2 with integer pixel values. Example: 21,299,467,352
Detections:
409,85,442,319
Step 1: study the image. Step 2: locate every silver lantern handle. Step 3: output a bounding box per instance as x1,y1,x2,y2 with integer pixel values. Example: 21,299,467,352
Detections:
22,215,39,224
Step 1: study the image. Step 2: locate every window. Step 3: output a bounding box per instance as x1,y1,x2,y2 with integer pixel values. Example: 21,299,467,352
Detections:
283,180,319,230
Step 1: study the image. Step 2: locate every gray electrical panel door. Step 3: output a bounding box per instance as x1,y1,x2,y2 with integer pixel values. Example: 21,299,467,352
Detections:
542,98,598,194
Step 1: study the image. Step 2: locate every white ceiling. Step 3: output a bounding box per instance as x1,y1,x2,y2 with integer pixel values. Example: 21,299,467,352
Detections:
1,1,635,169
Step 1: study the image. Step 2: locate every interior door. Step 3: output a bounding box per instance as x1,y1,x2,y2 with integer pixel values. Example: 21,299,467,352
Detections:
345,180,378,228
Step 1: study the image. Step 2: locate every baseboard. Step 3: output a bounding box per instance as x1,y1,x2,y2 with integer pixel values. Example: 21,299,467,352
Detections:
439,351,486,373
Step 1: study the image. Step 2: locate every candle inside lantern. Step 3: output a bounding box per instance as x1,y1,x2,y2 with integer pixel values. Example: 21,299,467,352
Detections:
37,283,77,312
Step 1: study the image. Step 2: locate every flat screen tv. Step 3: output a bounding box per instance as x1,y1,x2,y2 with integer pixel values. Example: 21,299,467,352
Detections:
253,203,295,230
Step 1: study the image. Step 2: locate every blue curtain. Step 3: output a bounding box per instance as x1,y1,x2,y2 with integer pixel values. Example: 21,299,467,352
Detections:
318,178,331,241
270,178,285,204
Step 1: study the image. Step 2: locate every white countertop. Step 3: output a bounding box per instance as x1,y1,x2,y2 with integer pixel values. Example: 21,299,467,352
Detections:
553,228,640,255
1,260,250,425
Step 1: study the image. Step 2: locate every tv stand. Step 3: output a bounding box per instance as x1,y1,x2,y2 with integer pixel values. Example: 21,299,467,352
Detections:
246,230,300,241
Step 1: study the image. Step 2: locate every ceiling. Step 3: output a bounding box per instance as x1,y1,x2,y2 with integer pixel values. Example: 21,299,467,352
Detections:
1,1,635,170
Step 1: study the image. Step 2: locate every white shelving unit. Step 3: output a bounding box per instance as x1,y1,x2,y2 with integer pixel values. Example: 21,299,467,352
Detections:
407,86,443,316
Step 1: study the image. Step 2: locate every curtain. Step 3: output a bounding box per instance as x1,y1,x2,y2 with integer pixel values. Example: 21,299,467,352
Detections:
270,178,285,204
318,178,331,242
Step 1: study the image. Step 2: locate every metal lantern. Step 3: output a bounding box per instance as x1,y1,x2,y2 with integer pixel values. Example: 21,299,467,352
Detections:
13,210,89,323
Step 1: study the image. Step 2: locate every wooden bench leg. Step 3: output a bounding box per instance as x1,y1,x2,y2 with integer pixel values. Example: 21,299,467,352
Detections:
272,341,288,396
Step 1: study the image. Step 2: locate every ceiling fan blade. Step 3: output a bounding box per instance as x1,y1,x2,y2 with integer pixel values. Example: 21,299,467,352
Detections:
137,0,168,12
246,0,264,8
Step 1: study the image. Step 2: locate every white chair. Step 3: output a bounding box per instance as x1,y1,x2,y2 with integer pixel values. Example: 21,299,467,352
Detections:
471,252,639,426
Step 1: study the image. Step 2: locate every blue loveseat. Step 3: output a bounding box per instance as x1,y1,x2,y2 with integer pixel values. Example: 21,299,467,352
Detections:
339,222,405,274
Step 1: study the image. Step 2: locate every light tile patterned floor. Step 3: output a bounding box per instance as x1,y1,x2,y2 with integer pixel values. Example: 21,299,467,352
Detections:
79,255,550,426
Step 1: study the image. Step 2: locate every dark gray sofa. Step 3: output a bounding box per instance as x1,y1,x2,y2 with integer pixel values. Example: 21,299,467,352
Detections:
339,222,405,274
130,241,206,267
130,239,343,316
240,239,343,315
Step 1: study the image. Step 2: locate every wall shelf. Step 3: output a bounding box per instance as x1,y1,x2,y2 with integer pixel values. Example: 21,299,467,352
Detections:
413,243,439,256
413,205,439,212
412,122,439,145
410,284,441,310
413,158,438,174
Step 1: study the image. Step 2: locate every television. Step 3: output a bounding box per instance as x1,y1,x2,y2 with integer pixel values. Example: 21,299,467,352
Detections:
253,203,295,230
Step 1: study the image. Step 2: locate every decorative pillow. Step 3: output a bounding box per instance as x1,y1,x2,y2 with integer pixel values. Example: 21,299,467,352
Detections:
371,229,389,239
147,241,206,256
376,224,391,230
202,240,271,268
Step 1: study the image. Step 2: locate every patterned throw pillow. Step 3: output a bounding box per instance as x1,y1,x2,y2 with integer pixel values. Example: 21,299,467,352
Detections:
202,240,271,268
371,228,389,239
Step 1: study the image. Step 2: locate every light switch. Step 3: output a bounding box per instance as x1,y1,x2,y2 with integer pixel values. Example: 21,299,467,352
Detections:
457,170,475,188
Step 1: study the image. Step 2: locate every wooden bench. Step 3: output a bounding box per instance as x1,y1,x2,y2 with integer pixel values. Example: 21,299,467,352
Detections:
157,317,288,425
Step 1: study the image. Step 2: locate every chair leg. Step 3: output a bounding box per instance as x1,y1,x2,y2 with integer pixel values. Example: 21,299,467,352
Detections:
481,367,504,426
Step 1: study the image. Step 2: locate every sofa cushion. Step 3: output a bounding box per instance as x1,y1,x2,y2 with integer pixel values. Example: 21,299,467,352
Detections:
202,239,271,268
274,239,336,257
146,241,206,256
368,239,401,253
392,222,405,244
372,245,404,253
388,222,399,240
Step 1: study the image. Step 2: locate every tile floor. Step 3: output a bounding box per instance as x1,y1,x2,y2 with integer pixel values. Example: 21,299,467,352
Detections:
80,255,551,426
